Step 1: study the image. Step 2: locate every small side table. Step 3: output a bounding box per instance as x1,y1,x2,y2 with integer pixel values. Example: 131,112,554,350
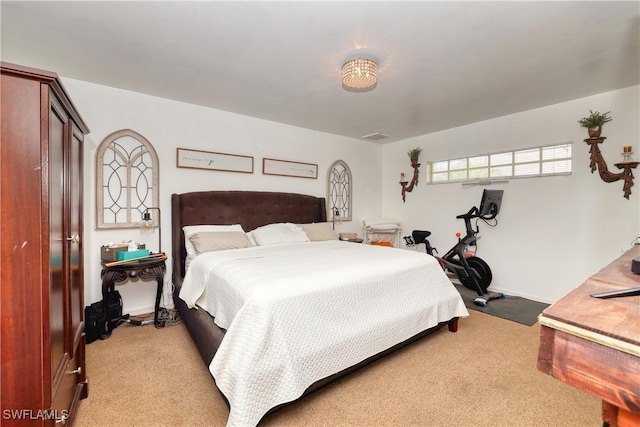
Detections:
100,255,167,338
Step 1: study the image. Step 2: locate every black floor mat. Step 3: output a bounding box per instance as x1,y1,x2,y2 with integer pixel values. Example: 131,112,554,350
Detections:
453,282,550,326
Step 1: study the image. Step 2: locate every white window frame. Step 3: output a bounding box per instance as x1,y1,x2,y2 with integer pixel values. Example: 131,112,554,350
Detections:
428,142,572,185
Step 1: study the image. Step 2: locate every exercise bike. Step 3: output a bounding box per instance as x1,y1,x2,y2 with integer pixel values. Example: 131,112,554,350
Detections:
406,189,505,307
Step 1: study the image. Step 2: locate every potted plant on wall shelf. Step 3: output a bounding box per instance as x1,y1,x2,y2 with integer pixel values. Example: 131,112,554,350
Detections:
578,110,612,138
408,147,422,166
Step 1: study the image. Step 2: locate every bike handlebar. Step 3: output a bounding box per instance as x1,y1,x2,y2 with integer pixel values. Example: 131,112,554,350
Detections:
456,205,497,221
456,206,478,220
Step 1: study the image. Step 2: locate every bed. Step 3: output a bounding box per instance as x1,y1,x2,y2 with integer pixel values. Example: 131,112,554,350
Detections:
171,190,468,426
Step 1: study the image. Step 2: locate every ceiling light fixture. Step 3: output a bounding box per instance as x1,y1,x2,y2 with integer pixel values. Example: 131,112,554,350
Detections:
342,58,377,92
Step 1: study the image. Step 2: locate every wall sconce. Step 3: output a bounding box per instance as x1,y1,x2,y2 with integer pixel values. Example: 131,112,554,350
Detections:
585,136,638,199
140,207,162,253
400,163,421,203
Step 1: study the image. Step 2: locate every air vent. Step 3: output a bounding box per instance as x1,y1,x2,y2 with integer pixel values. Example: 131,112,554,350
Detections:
361,132,390,141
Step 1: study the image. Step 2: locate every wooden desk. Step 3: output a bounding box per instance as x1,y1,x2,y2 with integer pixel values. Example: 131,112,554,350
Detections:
537,246,640,427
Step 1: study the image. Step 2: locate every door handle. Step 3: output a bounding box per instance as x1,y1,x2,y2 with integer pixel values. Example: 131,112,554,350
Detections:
66,235,80,244
67,367,82,375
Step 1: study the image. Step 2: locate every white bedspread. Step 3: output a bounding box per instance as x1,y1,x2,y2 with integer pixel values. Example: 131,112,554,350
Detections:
180,241,468,426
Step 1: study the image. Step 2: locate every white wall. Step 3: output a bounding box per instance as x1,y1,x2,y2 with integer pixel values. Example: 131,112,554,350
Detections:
382,85,640,303
64,76,638,313
62,78,382,314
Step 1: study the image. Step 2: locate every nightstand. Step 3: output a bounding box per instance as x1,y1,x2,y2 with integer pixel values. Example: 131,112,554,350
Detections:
100,255,167,338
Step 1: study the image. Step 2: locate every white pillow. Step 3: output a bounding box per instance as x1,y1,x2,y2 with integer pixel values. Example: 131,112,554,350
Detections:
299,222,339,241
251,223,310,246
183,224,244,256
188,231,252,254
245,231,258,246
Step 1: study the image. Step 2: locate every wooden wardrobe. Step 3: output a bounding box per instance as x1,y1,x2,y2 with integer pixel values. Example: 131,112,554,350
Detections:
1,63,90,425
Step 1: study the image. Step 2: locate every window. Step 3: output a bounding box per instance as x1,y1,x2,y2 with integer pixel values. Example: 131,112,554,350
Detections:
327,160,352,221
96,129,159,229
430,143,572,184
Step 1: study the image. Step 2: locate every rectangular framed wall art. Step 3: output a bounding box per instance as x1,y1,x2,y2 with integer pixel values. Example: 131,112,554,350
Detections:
262,158,318,179
176,148,254,173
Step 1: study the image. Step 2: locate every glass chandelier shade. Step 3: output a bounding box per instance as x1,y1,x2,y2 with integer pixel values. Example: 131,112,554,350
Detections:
342,58,378,91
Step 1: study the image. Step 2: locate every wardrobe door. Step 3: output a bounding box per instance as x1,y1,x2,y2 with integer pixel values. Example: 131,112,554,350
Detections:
69,124,84,351
49,94,70,392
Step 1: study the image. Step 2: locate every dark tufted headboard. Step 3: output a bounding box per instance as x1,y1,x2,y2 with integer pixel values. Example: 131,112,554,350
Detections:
171,191,327,285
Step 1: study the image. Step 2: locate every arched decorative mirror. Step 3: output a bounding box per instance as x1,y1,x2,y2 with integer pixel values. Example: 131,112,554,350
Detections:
96,129,159,229
327,160,352,222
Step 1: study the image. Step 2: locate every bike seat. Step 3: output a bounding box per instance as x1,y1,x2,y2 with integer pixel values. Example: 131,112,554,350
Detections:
411,230,431,244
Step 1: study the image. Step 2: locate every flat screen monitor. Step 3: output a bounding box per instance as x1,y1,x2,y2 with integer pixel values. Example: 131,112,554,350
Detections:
478,189,504,218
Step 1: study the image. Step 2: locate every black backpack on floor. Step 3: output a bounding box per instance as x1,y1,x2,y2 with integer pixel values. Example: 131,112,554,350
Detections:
84,290,123,344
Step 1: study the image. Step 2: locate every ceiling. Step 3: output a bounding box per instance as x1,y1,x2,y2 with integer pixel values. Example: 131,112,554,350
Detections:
1,1,638,144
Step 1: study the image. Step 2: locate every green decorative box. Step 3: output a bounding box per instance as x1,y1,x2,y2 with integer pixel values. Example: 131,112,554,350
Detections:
116,249,150,261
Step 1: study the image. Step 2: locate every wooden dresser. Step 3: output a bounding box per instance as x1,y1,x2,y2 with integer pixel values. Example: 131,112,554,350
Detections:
538,245,640,427
1,63,90,425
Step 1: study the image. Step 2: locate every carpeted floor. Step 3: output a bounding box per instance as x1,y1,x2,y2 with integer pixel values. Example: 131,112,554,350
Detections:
453,282,550,326
74,310,600,426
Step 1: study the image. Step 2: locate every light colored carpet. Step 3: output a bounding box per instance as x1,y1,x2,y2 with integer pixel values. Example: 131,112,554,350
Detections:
75,310,601,426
